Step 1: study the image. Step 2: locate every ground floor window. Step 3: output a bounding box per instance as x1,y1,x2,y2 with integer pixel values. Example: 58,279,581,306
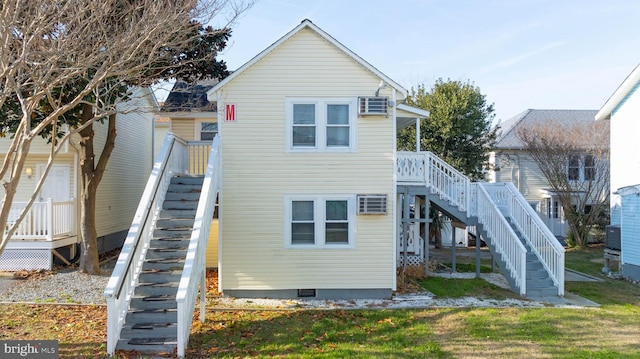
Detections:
285,195,355,248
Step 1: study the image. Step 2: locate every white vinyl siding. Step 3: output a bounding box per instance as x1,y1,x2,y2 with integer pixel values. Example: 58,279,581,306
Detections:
93,92,154,238
216,27,395,290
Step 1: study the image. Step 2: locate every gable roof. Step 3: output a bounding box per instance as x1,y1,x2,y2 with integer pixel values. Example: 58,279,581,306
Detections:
495,109,599,149
595,63,640,120
207,19,407,99
162,78,220,113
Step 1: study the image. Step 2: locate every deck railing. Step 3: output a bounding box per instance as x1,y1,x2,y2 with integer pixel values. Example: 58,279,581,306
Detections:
5,199,75,240
176,135,220,357
482,182,565,296
475,183,528,295
105,133,188,355
397,151,470,213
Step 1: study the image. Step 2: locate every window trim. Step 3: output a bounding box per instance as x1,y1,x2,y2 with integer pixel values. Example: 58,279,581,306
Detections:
284,194,356,249
285,97,357,152
195,120,218,141
567,153,597,182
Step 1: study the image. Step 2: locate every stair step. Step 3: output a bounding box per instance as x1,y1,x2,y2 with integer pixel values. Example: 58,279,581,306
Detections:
120,322,178,338
142,260,184,272
145,248,187,260
130,295,177,310
139,269,182,283
170,175,204,185
149,238,190,250
116,338,177,354
163,200,199,210
164,192,201,201
158,209,197,219
155,218,195,229
125,308,178,324
153,229,192,239
134,282,180,296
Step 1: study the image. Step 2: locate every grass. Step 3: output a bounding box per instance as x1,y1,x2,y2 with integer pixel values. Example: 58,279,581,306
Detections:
1,246,640,358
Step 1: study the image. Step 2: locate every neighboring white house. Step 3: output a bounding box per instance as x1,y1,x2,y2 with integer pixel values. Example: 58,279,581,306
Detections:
0,88,157,270
596,63,640,279
490,109,603,238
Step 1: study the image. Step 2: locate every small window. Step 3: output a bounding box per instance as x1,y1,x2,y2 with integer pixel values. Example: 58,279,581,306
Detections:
584,154,595,181
200,122,218,141
285,195,355,248
292,104,316,147
291,201,315,245
568,155,580,181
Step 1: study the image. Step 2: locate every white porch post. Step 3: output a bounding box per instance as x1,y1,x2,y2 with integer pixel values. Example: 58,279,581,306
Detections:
415,118,420,152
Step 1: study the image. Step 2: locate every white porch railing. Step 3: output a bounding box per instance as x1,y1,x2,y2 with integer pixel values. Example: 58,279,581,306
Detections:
475,183,527,295
176,135,220,357
5,199,75,240
397,151,470,212
105,133,188,355
482,182,565,296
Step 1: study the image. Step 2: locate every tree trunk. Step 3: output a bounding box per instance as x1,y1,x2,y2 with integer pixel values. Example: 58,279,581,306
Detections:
78,107,118,274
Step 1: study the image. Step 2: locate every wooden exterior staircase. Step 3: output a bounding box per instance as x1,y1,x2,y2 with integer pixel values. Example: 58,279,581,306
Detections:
115,175,203,353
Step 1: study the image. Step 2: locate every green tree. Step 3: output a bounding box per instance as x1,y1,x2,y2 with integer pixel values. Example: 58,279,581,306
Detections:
398,79,499,181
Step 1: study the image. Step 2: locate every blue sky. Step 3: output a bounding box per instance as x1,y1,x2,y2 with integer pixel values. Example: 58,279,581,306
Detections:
160,0,640,124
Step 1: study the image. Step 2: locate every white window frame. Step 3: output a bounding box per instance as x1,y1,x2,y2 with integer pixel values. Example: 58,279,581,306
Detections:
284,194,356,249
567,153,597,182
285,97,357,152
195,120,218,141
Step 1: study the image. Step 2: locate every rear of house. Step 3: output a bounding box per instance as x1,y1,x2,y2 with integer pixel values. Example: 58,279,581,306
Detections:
208,20,401,299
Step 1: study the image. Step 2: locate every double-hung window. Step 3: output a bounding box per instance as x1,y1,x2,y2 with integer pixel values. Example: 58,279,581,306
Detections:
567,153,596,182
287,98,357,152
199,121,218,141
285,195,355,248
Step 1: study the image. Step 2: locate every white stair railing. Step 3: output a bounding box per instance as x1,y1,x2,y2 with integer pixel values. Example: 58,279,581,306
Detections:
396,151,470,212
475,183,527,296
176,135,221,357
104,133,188,356
483,183,565,296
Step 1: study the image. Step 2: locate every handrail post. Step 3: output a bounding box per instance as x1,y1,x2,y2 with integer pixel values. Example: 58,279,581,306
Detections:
46,198,53,241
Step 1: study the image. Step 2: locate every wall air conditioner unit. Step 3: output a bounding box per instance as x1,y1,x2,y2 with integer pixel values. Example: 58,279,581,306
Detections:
357,194,388,215
358,97,388,116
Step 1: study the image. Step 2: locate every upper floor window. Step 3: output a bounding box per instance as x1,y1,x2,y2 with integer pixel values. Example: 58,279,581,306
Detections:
567,154,596,182
200,121,218,141
287,98,357,152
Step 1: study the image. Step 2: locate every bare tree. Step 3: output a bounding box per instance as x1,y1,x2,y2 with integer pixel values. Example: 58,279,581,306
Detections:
0,0,252,273
516,119,610,248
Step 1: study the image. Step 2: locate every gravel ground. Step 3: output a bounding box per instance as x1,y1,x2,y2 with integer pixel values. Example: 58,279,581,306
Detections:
0,259,115,305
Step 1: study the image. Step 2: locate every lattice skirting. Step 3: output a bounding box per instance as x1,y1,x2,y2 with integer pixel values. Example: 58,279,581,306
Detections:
0,249,52,271
398,254,424,266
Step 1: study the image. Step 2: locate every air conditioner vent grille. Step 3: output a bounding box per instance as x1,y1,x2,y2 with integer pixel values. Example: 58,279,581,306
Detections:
358,97,388,116
358,194,388,215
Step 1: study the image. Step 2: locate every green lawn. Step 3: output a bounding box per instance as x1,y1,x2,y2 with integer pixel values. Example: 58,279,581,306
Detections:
1,246,639,358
